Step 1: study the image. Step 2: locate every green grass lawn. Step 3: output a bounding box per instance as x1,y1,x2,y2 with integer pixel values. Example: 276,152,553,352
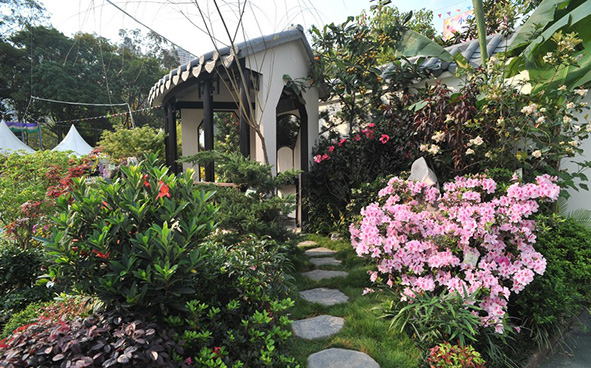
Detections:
286,234,422,367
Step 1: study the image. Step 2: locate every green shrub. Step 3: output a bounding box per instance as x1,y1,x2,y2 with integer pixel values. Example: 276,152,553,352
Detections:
1,301,45,338
386,289,482,348
181,151,298,243
306,124,416,234
510,214,591,347
0,244,53,328
43,154,216,315
98,126,165,160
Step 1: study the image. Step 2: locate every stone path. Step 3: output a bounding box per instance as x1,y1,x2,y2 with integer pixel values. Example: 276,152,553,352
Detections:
538,310,591,368
294,240,380,367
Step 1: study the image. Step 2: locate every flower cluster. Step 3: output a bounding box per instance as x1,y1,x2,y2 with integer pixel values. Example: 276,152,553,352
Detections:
350,174,560,332
313,123,389,164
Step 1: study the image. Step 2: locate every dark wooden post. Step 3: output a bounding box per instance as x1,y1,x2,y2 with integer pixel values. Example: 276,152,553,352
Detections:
298,102,309,227
239,68,251,158
203,79,215,182
163,100,179,174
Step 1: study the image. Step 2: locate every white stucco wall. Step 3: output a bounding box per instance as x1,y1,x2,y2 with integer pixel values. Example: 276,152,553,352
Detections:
563,93,591,212
245,40,319,175
180,91,204,173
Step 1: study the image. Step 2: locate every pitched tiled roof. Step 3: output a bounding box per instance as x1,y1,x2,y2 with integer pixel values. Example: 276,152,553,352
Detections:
149,25,322,105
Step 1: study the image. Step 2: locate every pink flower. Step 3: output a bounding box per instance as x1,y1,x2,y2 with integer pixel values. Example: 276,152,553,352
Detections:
368,123,375,128
379,134,389,144
313,155,322,163
329,145,335,153
338,138,347,146
350,173,558,333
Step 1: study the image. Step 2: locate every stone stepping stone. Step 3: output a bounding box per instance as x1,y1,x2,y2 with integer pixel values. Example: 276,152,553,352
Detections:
297,240,318,247
305,247,337,257
299,288,349,306
301,270,348,281
308,348,380,368
309,257,341,266
292,315,344,340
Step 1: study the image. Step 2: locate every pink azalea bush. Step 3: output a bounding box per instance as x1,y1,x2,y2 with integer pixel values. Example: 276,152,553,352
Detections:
350,174,560,332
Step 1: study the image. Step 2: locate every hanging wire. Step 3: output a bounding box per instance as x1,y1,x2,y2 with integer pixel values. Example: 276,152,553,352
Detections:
30,96,136,127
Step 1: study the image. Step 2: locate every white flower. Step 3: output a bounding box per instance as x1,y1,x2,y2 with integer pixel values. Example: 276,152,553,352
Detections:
558,85,567,91
540,107,547,113
485,151,493,159
573,125,581,132
468,136,484,146
566,102,576,109
420,144,429,152
542,52,553,63
521,103,537,115
466,148,475,155
432,131,445,143
570,140,580,147
428,144,440,155
581,102,589,107
586,124,591,132
563,116,573,123
536,116,546,124
445,114,454,122
497,116,505,125
532,150,542,158
575,88,588,97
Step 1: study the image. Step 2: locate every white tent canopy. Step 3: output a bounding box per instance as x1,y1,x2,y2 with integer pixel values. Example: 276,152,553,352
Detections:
52,124,93,156
0,121,35,154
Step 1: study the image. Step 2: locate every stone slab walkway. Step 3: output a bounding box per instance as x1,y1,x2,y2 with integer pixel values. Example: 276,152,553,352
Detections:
308,348,380,368
301,269,349,281
294,239,380,367
309,257,341,266
292,315,345,340
297,240,318,248
299,288,349,306
305,247,337,257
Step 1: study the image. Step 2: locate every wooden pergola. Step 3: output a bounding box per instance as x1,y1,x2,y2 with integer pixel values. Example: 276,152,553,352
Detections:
148,25,327,226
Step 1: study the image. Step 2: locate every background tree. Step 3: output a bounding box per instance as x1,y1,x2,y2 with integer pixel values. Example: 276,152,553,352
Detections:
0,24,177,146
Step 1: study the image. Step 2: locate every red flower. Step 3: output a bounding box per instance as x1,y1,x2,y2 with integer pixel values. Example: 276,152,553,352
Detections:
212,346,222,357
156,181,171,199
143,174,151,189
92,250,111,259
380,134,390,144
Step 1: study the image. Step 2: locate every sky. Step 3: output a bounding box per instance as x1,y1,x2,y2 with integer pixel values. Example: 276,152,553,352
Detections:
41,0,473,57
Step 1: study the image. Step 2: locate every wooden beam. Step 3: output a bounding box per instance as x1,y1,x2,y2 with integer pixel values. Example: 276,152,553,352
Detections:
203,79,215,182
175,101,251,110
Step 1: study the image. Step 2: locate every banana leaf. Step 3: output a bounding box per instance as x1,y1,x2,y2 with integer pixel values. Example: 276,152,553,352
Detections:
394,29,452,62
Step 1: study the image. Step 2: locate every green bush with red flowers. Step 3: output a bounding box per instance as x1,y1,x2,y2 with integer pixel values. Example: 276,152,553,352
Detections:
25,154,298,367
42,153,217,314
